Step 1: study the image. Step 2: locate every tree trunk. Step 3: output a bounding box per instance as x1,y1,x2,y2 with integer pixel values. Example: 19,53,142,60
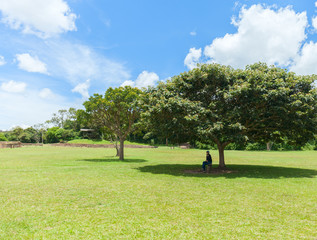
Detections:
119,139,124,160
215,140,228,169
266,142,273,151
166,137,168,146
218,145,226,168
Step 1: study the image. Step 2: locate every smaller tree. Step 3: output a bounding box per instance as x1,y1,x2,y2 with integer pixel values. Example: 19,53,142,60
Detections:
47,108,80,130
84,86,143,160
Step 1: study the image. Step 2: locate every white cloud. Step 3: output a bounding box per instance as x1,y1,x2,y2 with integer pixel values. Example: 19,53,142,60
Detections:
39,88,55,99
312,16,317,30
121,80,135,87
204,4,307,68
71,79,90,98
190,31,197,36
135,71,159,88
290,41,317,75
44,40,131,88
121,71,159,89
315,1,317,7
0,0,77,38
16,53,48,74
1,80,26,93
184,48,202,70
0,55,6,66
9,124,30,130
0,89,73,130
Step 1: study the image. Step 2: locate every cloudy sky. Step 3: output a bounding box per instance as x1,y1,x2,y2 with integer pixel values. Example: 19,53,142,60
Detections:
0,0,317,130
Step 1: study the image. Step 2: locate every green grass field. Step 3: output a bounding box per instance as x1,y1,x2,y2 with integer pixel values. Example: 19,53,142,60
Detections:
0,146,316,239
68,139,149,145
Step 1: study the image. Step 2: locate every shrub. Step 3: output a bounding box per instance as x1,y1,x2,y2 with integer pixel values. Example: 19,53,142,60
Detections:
245,142,266,151
0,133,8,141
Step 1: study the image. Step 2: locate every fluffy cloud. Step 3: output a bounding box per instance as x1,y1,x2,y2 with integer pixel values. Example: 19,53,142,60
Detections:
184,48,202,70
121,80,135,87
312,16,317,30
71,79,90,98
39,88,56,99
121,71,159,89
0,55,6,66
135,71,159,88
290,41,317,75
204,4,307,68
0,0,76,38
1,80,26,93
16,53,48,74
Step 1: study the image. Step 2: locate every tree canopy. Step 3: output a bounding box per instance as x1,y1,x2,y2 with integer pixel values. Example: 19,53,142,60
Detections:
144,63,317,167
83,86,143,160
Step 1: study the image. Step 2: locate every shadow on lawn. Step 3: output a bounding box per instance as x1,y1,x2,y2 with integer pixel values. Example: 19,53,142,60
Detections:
81,158,147,163
136,164,317,179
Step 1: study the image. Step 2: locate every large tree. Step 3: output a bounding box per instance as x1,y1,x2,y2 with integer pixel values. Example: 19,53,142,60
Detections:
145,63,317,168
83,86,143,160
142,84,199,145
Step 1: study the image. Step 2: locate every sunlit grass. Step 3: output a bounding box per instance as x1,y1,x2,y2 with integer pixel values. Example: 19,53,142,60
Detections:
67,139,149,145
0,146,316,239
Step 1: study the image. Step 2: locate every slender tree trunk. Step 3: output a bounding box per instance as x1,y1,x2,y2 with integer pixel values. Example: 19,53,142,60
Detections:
166,137,168,146
115,140,119,156
119,139,124,160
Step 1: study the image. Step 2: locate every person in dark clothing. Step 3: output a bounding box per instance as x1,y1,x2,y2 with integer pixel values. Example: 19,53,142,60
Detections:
202,151,212,172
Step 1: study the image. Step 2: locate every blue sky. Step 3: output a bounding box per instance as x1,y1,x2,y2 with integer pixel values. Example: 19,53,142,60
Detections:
1,0,317,130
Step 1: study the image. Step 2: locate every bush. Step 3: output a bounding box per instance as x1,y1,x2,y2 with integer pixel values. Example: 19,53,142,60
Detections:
301,140,316,151
195,141,216,150
225,142,246,150
245,142,266,151
0,133,8,141
45,127,79,143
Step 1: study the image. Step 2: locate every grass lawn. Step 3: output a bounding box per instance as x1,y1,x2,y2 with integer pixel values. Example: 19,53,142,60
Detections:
0,146,316,239
67,139,149,146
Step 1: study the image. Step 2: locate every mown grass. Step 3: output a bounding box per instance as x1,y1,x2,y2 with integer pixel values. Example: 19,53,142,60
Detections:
0,146,316,239
68,139,149,145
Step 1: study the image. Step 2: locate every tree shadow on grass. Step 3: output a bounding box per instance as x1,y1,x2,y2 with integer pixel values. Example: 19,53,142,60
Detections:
136,164,317,179
80,158,147,163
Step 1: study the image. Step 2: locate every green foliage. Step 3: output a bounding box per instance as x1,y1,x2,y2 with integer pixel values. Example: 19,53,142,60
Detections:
45,127,79,143
47,108,83,131
83,86,143,160
7,127,23,141
144,62,317,166
5,127,40,143
225,142,246,150
245,142,266,151
194,141,216,150
142,82,199,145
233,63,317,146
0,133,8,141
45,127,60,143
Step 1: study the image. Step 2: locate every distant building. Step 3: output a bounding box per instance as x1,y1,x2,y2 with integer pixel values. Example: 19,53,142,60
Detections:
80,129,95,139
